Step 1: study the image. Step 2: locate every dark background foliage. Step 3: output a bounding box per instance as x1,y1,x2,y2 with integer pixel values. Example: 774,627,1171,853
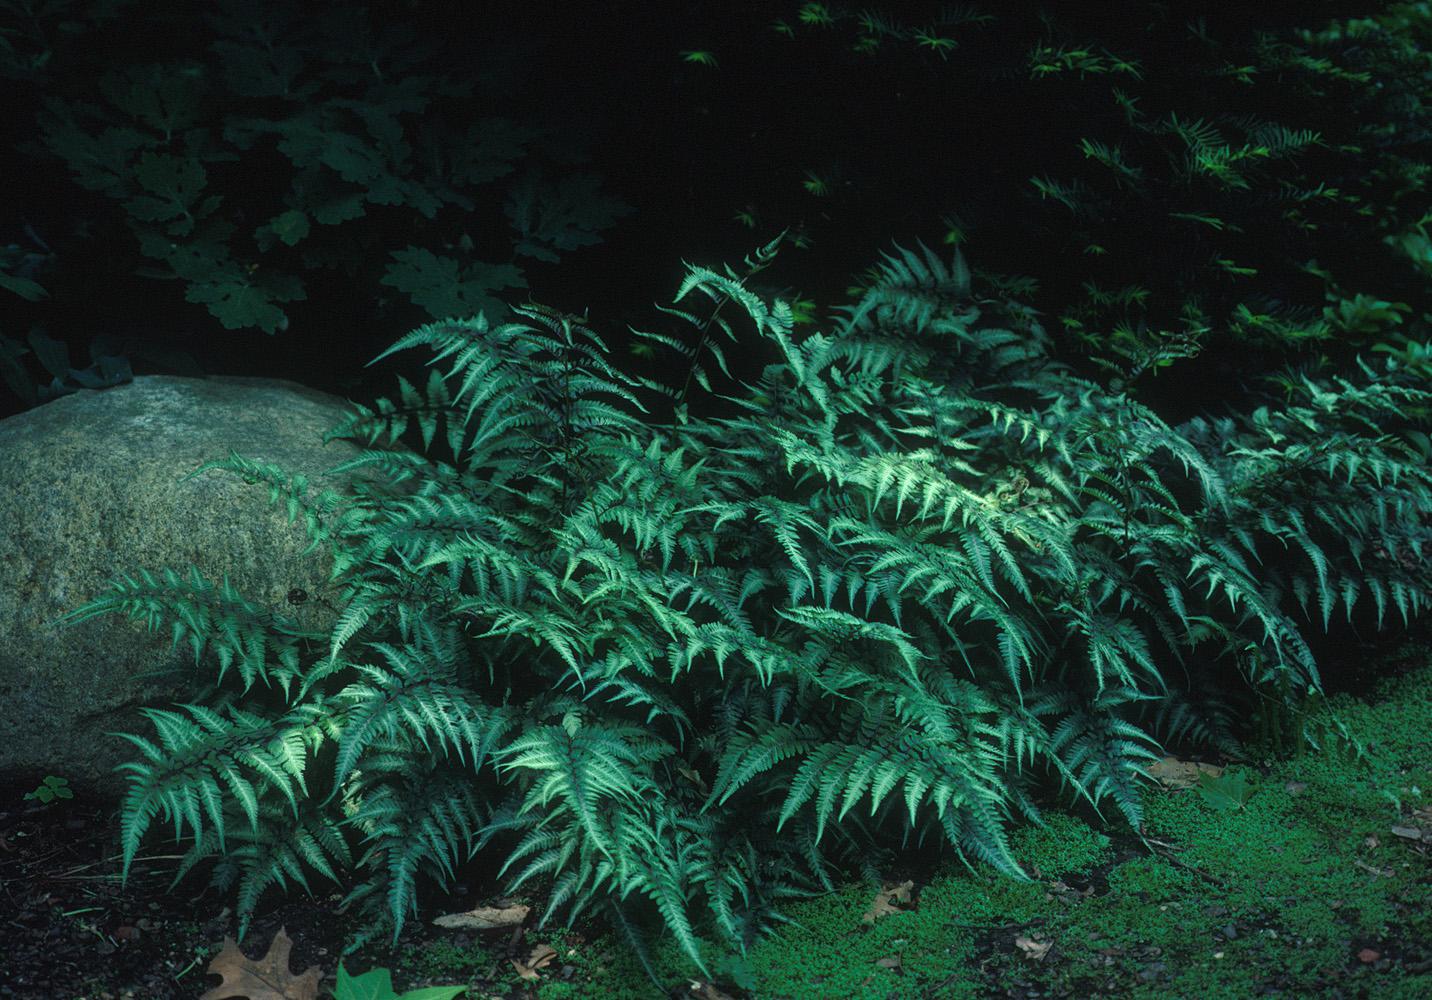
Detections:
6,0,1430,422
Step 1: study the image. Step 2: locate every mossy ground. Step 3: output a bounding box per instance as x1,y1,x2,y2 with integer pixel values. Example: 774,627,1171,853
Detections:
386,648,1431,999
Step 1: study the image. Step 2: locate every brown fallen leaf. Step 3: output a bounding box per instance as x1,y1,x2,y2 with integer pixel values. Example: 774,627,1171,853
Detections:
1390,824,1425,842
1147,757,1223,790
1047,878,1095,900
1358,947,1381,964
677,765,709,793
1015,934,1052,962
511,942,558,981
687,981,736,999
862,880,915,924
874,954,903,972
432,902,531,930
200,927,321,1000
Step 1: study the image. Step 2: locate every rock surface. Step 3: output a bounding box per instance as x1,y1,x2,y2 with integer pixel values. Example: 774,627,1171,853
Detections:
0,375,382,796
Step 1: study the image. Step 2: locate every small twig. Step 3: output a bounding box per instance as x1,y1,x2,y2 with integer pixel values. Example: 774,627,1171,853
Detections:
1142,837,1226,886
1353,858,1392,878
56,853,185,877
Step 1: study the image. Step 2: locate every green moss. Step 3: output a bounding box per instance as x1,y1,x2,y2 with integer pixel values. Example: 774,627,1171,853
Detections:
579,662,1431,999
1009,811,1114,878
562,666,1429,998
392,938,490,988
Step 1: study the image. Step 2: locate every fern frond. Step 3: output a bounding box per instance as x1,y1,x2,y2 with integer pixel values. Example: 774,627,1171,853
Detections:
48,566,322,694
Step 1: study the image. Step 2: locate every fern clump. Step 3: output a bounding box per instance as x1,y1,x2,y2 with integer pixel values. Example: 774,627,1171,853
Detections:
52,239,1430,981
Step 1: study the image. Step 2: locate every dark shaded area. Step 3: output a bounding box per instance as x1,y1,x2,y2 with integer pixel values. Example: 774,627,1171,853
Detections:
4,0,1414,422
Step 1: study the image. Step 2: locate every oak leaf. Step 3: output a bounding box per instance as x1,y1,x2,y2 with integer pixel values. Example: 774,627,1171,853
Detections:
200,927,322,1000
1147,756,1223,790
1015,934,1052,961
510,942,558,981
862,880,914,924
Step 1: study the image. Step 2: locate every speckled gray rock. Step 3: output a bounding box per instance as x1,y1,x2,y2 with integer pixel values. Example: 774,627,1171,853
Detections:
0,375,381,797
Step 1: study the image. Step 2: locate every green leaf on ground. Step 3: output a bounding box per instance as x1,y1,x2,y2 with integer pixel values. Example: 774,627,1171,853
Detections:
1197,769,1254,811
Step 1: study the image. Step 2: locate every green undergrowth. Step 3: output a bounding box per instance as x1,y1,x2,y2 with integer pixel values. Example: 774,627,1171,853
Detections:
48,232,1432,992
558,656,1432,998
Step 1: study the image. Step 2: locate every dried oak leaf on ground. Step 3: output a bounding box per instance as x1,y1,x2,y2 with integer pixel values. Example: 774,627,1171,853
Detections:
511,942,558,981
1147,756,1223,790
200,927,322,1000
1015,934,1053,962
863,880,916,924
1391,804,1432,843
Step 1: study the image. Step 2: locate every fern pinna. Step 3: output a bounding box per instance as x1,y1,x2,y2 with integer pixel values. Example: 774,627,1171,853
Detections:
51,238,1430,979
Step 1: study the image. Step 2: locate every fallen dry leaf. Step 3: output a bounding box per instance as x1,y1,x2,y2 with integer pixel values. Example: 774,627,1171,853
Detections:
432,902,531,930
1147,757,1223,790
687,981,736,999
1358,947,1381,964
511,942,558,981
1353,858,1393,878
199,927,321,1000
862,880,915,924
1390,824,1425,842
677,765,709,793
1015,934,1052,962
874,954,903,972
1047,879,1095,900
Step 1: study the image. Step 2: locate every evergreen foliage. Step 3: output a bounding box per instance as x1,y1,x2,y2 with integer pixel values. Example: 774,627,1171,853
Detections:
50,238,1430,981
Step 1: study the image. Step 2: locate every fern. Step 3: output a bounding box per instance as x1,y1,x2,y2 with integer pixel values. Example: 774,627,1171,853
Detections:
47,566,325,696
55,238,1432,987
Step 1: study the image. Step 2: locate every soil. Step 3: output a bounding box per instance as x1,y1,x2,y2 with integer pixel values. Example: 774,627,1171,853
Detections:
0,789,594,1000
2,765,1429,999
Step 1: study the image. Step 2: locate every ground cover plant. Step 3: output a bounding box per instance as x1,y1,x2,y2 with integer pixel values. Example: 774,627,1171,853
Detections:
569,651,1432,997
2,635,1427,996
44,233,1431,993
